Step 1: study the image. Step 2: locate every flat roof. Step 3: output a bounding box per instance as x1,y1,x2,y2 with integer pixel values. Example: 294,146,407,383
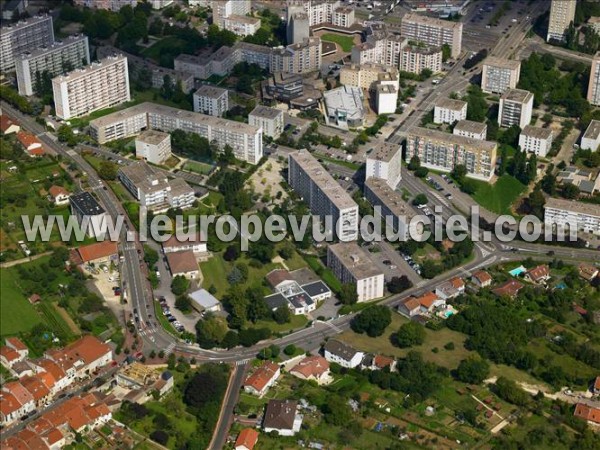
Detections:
501,88,533,103
454,120,487,135
521,125,552,140
189,289,220,309
367,141,401,163
52,54,126,84
249,105,283,120
435,97,467,111
0,14,51,36
402,12,463,30
323,85,365,121
483,56,521,70
70,192,105,216
377,83,396,94
194,84,228,99
119,162,169,193
135,129,170,145
225,14,261,25
328,242,383,280
17,34,87,60
169,177,194,196
409,127,497,151
403,43,441,54
365,178,415,220
289,150,358,211
545,197,600,217
584,120,600,140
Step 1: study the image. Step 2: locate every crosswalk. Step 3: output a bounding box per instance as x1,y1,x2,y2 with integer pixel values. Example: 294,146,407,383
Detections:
165,343,176,356
323,320,343,333
138,328,156,337
235,359,251,366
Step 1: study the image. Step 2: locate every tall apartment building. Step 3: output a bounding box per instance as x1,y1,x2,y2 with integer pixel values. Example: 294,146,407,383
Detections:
339,63,399,91
400,43,442,75
248,105,284,139
286,12,310,45
547,0,577,42
0,14,54,72
73,0,137,10
52,54,131,120
376,83,398,115
351,25,406,67
135,130,171,165
453,120,487,140
400,13,463,58
212,0,251,29
288,150,359,241
433,98,467,124
118,162,195,212
193,85,229,117
222,15,261,37
271,37,322,74
581,120,600,151
69,192,108,238
498,88,534,129
587,52,600,106
364,177,416,242
544,197,600,236
518,125,553,157
481,57,521,95
327,243,384,302
405,128,497,181
15,34,90,96
89,102,263,164
365,141,402,189
287,0,347,27
332,7,355,28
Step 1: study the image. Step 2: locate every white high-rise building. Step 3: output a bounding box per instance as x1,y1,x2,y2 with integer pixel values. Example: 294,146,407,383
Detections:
135,130,172,165
544,197,600,236
547,0,577,43
519,125,553,157
365,141,402,189
400,44,442,75
52,54,131,120
587,52,600,106
15,34,90,96
434,98,467,124
400,13,462,58
481,57,521,95
288,150,359,241
248,105,284,139
212,0,251,29
193,85,229,117
0,14,54,72
498,89,534,129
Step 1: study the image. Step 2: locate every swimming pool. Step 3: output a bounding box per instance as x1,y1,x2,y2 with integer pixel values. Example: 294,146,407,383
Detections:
509,265,526,277
444,310,454,318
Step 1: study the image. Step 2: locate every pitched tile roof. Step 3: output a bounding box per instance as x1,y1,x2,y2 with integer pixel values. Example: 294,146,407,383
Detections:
235,428,259,450
21,376,51,402
0,346,20,363
290,356,329,379
16,131,41,149
574,403,600,424
263,399,297,430
0,114,19,133
35,359,66,382
48,185,70,198
244,361,279,392
76,241,118,263
6,337,28,352
4,381,34,406
579,263,598,281
0,392,22,417
373,355,395,369
266,269,293,288
166,250,198,275
526,264,550,282
450,277,465,289
401,297,421,312
162,232,206,249
492,279,524,298
473,270,492,284
61,335,112,366
415,291,439,309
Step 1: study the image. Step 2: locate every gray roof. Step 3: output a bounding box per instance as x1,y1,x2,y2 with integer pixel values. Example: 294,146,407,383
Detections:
189,289,220,309
521,125,552,140
328,242,384,280
545,197,600,217
288,292,314,309
501,88,533,104
583,120,600,140
323,85,365,121
52,54,126,84
364,178,415,220
454,120,487,135
249,105,283,120
324,339,361,361
367,141,401,163
408,127,497,151
483,57,520,70
301,281,331,298
194,85,228,99
264,293,288,310
435,98,467,111
135,129,170,145
70,192,105,216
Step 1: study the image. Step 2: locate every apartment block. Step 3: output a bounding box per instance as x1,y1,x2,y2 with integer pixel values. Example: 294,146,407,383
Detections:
332,6,355,28
52,54,130,120
69,192,108,238
135,130,171,165
405,127,497,181
0,14,54,72
89,102,263,164
118,162,195,212
248,105,284,139
286,12,310,44
453,120,487,140
481,57,521,94
364,177,416,242
271,37,322,74
73,0,137,10
400,13,462,58
433,98,467,124
544,197,600,236
15,34,90,96
587,52,600,106
547,0,576,42
581,120,600,151
498,88,534,129
400,43,442,75
193,85,229,117
288,150,359,241
327,243,384,302
287,0,346,27
365,141,402,189
212,0,251,29
339,63,399,91
376,83,398,115
223,15,261,37
519,125,553,157
351,24,406,67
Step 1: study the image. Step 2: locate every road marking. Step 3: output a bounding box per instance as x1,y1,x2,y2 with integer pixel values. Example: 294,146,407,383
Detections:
164,343,176,355
236,359,251,366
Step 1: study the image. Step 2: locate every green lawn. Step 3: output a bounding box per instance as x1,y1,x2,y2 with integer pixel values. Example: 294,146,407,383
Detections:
183,160,214,175
302,254,342,292
314,152,362,171
471,174,526,215
320,33,355,52
0,267,41,335
254,314,308,334
141,36,187,62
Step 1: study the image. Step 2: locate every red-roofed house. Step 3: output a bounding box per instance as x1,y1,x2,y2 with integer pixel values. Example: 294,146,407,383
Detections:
265,269,294,289
32,359,70,393
289,356,331,385
243,361,281,397
579,264,599,282
75,241,118,265
472,270,492,288
20,376,52,408
17,131,44,157
0,115,20,135
399,297,421,316
525,264,550,284
492,280,524,298
28,293,41,304
45,335,112,380
0,346,22,368
373,355,396,371
6,337,28,356
48,185,71,206
166,250,199,279
574,403,600,425
415,292,444,313
0,392,27,426
593,376,600,395
43,427,65,449
235,428,259,450
162,232,207,254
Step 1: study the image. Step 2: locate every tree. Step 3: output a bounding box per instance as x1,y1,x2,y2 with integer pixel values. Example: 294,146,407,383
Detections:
175,295,192,312
562,183,580,199
322,395,352,425
350,306,392,337
284,344,297,356
454,357,490,384
195,316,228,348
414,167,429,178
441,43,452,62
387,276,412,294
451,164,468,182
412,193,428,206
393,322,426,348
408,155,421,171
273,305,291,324
526,188,546,219
223,244,240,261
183,364,229,411
149,430,169,446
339,283,358,305
98,161,118,180
171,275,190,296
57,125,78,147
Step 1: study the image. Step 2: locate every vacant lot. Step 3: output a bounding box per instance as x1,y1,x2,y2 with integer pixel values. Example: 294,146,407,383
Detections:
1,266,41,335
183,160,214,175
472,174,526,215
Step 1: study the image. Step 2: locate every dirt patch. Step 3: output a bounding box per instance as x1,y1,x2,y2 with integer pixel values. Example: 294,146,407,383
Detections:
246,158,287,205
53,303,81,335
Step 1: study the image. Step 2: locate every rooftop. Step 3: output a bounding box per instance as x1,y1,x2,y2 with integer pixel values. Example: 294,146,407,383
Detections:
119,161,170,194
521,125,552,140
435,97,467,111
249,105,283,120
324,339,362,361
244,361,280,393
290,356,329,378
403,43,442,54
402,12,463,29
189,289,221,310
483,56,521,70
225,14,261,25
544,197,600,217
17,34,87,60
0,14,51,36
328,242,383,280
52,54,126,84
454,119,487,135
162,232,206,249
409,127,497,151
501,88,533,103
377,83,397,94
194,84,228,99
365,177,415,220
367,141,401,163
135,129,170,146
70,191,105,216
583,119,600,140
263,399,298,431
76,240,118,263
289,150,358,211
323,85,365,121
166,250,198,275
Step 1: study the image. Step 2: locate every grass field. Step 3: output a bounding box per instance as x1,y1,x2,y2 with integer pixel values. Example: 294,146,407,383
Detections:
320,33,355,52
302,254,342,292
254,315,308,334
471,174,526,215
141,36,187,62
183,160,214,175
0,267,41,335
